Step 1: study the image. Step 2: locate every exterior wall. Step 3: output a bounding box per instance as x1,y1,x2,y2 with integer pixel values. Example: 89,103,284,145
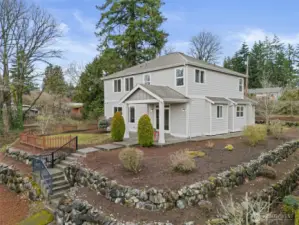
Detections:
186,65,244,99
234,105,247,132
211,104,228,135
170,103,187,137
188,99,210,137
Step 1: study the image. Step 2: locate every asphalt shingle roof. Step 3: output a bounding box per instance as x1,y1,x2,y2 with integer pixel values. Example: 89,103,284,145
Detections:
139,84,188,100
206,96,230,104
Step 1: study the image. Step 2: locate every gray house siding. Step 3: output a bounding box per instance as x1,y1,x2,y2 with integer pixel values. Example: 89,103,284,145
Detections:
187,65,244,99
126,89,154,101
188,99,210,137
170,103,187,137
211,104,228,135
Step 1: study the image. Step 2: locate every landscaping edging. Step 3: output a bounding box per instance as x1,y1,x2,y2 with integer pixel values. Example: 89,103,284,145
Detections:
5,147,34,165
64,139,299,211
0,163,43,201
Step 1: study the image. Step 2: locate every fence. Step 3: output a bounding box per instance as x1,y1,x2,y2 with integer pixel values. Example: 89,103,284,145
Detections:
20,133,73,150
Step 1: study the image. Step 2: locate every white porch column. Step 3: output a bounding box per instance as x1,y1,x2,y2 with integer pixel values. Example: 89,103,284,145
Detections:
159,101,165,144
123,103,130,139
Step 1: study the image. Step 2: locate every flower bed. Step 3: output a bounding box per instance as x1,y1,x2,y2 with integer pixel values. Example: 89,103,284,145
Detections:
64,140,299,211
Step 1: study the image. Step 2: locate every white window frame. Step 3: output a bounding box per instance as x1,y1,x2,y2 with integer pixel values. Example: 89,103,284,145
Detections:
143,74,151,85
113,106,122,115
239,78,243,92
125,77,134,92
195,69,206,84
216,105,223,119
129,106,135,123
175,68,184,87
113,79,122,93
236,106,244,118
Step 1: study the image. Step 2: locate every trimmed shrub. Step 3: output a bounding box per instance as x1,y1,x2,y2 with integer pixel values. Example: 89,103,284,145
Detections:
119,148,144,173
111,112,125,141
170,149,196,173
243,125,267,146
269,119,284,139
137,114,154,147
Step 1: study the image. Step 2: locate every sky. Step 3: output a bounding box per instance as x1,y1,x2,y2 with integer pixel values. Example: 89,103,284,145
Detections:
29,0,299,72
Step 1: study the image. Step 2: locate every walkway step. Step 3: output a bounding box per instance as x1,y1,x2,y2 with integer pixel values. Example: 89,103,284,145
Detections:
52,180,68,188
50,190,67,199
52,184,70,193
61,160,73,166
71,152,86,158
48,168,64,177
66,156,77,161
50,175,65,182
55,164,67,170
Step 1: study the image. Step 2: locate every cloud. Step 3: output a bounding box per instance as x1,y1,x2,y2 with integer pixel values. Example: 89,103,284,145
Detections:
72,10,96,33
164,11,184,22
58,22,70,35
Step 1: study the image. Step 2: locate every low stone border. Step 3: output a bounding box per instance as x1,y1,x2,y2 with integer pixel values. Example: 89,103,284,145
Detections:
5,147,34,165
0,163,43,201
64,140,299,211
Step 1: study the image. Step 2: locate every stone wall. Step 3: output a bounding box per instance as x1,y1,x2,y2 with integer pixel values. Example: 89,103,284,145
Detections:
64,140,299,211
0,163,43,201
5,147,34,165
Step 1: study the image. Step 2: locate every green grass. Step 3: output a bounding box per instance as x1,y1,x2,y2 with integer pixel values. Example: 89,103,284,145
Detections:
49,132,111,146
18,210,54,225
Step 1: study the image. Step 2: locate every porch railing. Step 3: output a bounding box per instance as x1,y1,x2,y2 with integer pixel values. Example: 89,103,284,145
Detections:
32,157,53,194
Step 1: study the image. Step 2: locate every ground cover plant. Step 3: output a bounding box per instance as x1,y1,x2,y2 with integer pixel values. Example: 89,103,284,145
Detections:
119,148,144,174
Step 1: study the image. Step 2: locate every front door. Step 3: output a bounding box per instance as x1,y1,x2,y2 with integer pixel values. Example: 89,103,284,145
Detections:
155,108,170,132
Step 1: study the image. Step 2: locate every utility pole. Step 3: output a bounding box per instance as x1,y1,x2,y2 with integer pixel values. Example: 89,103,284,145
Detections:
245,55,249,97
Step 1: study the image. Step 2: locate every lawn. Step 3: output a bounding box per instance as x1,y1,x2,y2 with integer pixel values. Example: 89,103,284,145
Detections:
49,132,111,146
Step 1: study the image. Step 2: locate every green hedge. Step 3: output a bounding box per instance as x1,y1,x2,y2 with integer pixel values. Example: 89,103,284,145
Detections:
111,112,125,141
138,114,154,147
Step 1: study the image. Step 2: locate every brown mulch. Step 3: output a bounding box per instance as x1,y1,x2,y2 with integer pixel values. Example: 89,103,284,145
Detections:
83,128,299,189
0,185,29,225
76,145,299,225
0,152,32,175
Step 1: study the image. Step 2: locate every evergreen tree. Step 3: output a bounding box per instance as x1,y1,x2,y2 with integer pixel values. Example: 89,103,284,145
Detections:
96,0,168,67
43,65,66,96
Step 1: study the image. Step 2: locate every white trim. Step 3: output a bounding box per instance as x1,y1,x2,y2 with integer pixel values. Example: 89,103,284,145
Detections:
209,130,229,135
227,104,229,132
105,100,119,103
143,73,151,85
186,103,190,138
185,64,188,96
236,105,245,118
128,105,136,124
125,76,134,92
216,105,224,119
174,67,185,87
120,84,164,103
154,106,171,133
232,105,235,132
163,98,189,103
113,78,122,93
205,97,214,104
209,102,212,135
125,99,159,104
239,78,244,92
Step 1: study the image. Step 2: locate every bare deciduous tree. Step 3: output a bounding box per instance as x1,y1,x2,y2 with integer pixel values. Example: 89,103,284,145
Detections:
189,31,222,64
161,45,176,56
65,61,85,86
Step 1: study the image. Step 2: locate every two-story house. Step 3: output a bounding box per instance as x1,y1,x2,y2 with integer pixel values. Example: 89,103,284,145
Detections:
102,52,255,144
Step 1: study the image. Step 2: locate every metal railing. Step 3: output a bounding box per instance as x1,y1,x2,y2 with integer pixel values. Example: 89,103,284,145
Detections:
32,157,53,194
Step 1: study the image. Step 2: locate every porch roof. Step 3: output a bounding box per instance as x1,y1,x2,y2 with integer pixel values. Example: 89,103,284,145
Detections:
120,84,189,103
206,96,230,104
229,97,257,105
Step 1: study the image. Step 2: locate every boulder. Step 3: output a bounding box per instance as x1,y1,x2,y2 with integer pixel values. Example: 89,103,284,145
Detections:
176,199,186,209
198,200,213,212
258,165,277,179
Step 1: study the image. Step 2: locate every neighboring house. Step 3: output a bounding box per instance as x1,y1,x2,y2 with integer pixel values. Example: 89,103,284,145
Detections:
248,87,283,100
102,52,255,144
67,103,83,117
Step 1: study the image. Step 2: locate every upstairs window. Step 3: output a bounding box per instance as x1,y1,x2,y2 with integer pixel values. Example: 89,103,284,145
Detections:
217,105,223,118
175,68,184,86
239,78,243,92
114,79,121,92
236,106,244,117
195,69,205,83
129,106,135,123
144,74,151,85
125,77,134,91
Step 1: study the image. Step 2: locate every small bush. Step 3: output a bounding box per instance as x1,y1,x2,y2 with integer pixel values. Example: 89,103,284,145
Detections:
243,125,267,146
98,119,110,129
269,120,284,139
138,114,154,147
111,112,125,141
224,144,234,151
119,148,144,173
257,165,277,179
205,141,215,149
170,150,196,173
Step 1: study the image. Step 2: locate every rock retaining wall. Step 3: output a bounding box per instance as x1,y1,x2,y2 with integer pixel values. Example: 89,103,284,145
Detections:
5,147,34,165
0,163,43,201
64,140,299,211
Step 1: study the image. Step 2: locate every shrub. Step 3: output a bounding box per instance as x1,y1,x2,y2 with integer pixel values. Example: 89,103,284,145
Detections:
170,149,196,173
257,165,276,179
269,120,284,139
111,112,125,141
137,114,154,147
98,119,110,129
187,150,206,158
205,141,215,149
224,144,234,151
243,125,267,146
119,148,144,173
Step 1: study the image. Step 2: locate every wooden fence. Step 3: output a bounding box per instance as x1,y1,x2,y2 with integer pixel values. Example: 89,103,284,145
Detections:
20,133,73,150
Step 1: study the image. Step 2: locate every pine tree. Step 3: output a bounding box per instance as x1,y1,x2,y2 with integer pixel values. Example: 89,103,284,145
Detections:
96,0,168,67
43,65,66,96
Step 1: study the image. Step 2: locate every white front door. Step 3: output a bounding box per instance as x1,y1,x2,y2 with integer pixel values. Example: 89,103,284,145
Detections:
155,107,170,132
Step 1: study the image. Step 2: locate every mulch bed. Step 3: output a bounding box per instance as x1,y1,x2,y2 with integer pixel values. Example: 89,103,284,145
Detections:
76,143,299,224
0,152,32,175
83,128,299,189
0,185,29,225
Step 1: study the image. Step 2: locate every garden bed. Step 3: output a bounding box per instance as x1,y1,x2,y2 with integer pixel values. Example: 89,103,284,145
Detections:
83,128,299,189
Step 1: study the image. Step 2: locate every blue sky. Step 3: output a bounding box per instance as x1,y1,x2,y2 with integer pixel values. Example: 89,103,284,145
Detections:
29,0,299,71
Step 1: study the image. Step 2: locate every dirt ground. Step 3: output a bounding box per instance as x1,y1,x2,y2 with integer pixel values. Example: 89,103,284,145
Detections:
76,142,299,224
83,128,299,189
0,152,32,175
0,185,29,225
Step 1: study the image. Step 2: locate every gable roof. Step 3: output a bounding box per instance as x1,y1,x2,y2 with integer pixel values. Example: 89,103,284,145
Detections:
120,84,189,103
102,52,246,80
